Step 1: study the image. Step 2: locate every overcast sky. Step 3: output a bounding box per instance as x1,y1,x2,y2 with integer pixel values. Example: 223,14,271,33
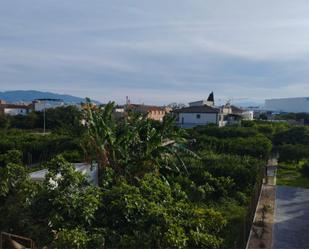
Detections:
1,0,309,104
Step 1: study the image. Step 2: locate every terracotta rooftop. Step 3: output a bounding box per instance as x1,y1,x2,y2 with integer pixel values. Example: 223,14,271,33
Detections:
129,104,168,112
0,103,31,109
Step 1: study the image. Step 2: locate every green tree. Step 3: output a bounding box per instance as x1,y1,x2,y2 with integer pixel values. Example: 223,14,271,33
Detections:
29,156,101,247
278,144,309,163
0,114,10,129
0,151,36,235
258,113,268,120
83,101,191,180
96,173,226,249
39,106,85,135
274,127,309,146
300,160,309,178
0,149,23,166
9,112,39,129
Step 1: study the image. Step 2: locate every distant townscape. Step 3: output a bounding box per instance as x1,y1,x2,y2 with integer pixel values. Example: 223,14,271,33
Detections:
3,0,309,248
1,90,309,128
1,89,309,249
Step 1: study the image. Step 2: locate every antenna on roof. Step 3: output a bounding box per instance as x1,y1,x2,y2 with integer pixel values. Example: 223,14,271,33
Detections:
126,96,131,106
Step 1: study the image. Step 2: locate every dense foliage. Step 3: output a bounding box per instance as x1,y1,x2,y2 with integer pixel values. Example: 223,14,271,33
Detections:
274,112,309,125
247,121,309,188
1,106,85,135
0,106,85,166
274,127,309,163
188,126,272,159
0,130,82,165
300,160,309,178
0,105,284,249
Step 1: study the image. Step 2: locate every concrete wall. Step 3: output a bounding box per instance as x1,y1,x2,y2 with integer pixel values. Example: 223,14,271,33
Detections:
179,112,218,128
189,100,214,107
265,98,309,113
4,108,28,116
34,101,64,111
242,111,254,120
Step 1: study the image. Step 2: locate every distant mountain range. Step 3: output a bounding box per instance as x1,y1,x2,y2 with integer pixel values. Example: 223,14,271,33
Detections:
216,99,264,108
232,100,264,108
0,90,100,104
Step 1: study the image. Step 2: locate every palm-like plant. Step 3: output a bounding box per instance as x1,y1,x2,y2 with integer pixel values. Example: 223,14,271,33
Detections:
82,100,195,181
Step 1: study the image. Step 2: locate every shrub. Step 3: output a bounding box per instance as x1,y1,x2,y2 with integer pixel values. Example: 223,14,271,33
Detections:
278,144,309,163
300,160,309,178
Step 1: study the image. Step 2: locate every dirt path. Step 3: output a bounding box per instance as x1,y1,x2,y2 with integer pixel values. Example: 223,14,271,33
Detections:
247,158,277,249
247,184,276,249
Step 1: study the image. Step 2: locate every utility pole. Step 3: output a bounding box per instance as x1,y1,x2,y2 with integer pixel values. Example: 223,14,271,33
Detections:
43,103,46,134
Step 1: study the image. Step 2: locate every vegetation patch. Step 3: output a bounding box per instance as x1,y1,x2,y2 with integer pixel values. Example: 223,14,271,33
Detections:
3,107,303,249
277,162,309,188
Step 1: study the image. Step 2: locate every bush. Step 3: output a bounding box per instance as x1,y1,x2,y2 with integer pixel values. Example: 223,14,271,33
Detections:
52,228,90,249
58,150,83,162
274,127,309,146
189,126,272,159
0,131,82,164
199,153,264,193
99,174,226,249
300,160,309,178
278,144,309,163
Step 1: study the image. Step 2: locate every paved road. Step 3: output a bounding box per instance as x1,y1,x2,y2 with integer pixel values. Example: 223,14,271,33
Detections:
273,186,309,249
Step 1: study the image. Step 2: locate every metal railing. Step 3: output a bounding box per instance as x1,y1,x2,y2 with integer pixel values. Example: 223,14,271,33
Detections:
0,232,35,249
235,166,266,249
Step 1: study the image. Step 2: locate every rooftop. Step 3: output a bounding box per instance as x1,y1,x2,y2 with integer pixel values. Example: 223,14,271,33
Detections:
0,103,31,109
174,105,219,114
129,104,168,112
230,105,244,114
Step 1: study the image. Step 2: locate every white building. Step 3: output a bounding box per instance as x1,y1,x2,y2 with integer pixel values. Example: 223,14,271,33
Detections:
189,92,215,108
4,106,29,116
218,104,254,127
242,111,254,120
174,105,219,128
189,100,214,107
174,92,253,128
33,98,64,112
265,97,309,113
0,100,31,116
30,163,98,186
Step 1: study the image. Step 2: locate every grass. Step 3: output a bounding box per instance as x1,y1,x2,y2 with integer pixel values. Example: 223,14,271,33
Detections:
277,162,309,188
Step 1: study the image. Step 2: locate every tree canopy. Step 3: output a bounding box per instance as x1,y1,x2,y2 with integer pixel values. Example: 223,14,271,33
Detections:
0,103,280,249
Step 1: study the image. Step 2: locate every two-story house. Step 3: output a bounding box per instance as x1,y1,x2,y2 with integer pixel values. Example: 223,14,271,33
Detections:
174,105,219,128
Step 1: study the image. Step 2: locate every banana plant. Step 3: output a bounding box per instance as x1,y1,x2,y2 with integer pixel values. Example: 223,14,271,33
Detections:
82,100,196,182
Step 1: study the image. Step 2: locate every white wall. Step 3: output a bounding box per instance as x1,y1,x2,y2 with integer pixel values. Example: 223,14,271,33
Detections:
179,112,218,128
30,163,98,186
34,101,64,111
4,108,28,116
189,100,214,107
265,98,309,113
242,111,254,120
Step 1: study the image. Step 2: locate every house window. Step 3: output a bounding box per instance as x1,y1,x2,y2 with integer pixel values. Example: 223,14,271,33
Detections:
196,114,201,119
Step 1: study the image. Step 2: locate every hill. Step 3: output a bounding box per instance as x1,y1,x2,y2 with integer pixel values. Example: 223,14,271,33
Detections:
0,90,99,104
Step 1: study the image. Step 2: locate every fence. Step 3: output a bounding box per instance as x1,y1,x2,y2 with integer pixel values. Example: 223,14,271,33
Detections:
234,165,266,249
0,232,35,249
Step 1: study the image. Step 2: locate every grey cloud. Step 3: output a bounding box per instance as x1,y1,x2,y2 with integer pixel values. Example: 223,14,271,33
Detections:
1,0,309,104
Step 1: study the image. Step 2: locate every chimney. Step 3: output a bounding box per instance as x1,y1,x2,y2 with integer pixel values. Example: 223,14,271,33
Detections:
206,92,215,106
